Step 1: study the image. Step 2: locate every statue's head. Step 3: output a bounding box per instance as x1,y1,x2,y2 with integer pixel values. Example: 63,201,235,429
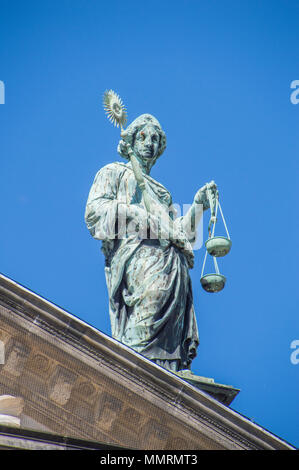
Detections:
118,114,166,166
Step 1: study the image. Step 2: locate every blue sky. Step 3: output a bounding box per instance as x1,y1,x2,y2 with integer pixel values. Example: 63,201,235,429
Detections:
0,0,298,447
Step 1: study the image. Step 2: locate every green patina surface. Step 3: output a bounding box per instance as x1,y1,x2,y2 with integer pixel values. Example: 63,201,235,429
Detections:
85,114,217,373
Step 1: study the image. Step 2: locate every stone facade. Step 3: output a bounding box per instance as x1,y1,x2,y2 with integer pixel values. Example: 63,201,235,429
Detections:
0,274,294,450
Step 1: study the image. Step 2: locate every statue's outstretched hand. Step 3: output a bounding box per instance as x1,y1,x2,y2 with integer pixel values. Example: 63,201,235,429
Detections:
194,181,218,211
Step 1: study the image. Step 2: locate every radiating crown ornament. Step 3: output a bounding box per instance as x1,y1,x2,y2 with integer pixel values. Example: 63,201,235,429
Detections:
103,89,127,129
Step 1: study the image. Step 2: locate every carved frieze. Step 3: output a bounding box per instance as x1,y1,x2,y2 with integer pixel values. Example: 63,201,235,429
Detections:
2,338,30,377
48,366,77,406
95,391,123,431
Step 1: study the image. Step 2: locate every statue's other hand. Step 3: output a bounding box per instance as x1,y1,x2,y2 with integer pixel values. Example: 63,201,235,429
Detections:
118,202,146,220
194,180,218,211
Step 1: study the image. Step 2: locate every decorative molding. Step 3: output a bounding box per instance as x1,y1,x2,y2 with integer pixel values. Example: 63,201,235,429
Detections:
0,395,24,428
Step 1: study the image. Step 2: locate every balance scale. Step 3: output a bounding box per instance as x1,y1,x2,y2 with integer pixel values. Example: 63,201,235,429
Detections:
200,188,231,293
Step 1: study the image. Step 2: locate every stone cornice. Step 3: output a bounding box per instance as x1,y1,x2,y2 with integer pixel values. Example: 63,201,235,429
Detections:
0,273,295,450
0,423,127,450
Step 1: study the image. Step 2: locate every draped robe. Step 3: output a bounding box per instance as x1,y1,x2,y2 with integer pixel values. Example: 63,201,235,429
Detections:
85,161,199,371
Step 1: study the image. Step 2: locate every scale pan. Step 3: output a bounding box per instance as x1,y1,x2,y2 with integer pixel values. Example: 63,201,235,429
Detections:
200,274,226,293
205,236,232,257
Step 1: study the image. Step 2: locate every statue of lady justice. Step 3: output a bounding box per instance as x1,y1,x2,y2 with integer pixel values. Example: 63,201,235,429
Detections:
85,91,217,373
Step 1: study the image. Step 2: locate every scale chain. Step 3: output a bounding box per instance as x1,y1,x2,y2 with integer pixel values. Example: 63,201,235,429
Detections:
218,201,230,240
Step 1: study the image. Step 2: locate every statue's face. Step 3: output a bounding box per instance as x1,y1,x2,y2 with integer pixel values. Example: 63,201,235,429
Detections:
134,125,160,162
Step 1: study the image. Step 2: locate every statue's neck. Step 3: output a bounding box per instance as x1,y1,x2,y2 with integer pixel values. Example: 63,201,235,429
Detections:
134,155,153,175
